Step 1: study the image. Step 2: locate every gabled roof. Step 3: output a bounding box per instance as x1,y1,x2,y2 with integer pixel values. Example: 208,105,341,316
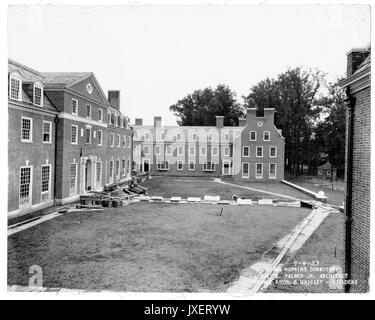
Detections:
317,162,333,170
41,72,92,86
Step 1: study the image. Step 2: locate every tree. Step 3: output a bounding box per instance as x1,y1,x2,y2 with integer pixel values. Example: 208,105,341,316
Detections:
243,67,326,176
169,84,244,126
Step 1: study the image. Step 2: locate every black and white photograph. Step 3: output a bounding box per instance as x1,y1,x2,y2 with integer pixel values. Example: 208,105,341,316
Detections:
2,0,373,302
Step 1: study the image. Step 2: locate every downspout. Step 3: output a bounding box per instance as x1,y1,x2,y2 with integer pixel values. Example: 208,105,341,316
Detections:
53,114,59,206
344,87,355,293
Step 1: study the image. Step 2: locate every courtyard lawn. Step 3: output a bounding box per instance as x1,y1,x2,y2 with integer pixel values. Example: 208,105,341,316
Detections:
140,177,292,201
8,202,310,292
266,210,345,293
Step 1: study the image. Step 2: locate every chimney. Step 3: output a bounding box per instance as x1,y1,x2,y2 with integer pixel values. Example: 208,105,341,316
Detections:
264,108,275,123
135,118,143,126
239,118,246,127
346,48,370,77
154,116,162,127
215,116,224,128
246,108,257,120
108,90,120,110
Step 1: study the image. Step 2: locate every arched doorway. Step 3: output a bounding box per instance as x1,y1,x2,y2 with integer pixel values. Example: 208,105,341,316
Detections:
85,159,92,191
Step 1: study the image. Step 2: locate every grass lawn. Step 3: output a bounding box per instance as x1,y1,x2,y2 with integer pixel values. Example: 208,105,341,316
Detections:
8,202,310,292
266,211,345,293
140,177,293,201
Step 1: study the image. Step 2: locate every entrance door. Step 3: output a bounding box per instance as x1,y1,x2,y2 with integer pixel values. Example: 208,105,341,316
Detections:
85,160,92,191
143,159,150,173
222,161,231,175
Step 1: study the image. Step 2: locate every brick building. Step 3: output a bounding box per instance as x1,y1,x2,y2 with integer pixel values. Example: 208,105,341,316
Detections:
133,108,284,181
340,48,371,292
8,59,133,218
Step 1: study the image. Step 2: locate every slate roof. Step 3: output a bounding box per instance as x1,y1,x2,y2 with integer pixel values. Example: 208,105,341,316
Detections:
41,72,92,86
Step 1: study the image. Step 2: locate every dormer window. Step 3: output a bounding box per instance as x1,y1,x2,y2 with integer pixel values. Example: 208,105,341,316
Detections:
33,84,43,106
9,75,22,101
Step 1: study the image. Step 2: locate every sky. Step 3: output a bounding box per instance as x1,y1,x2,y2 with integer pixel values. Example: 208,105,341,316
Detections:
7,4,371,125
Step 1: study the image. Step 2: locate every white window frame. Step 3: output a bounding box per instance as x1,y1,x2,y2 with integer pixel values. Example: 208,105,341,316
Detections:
127,136,131,148
155,145,161,155
189,160,196,171
269,146,277,158
72,99,78,115
177,146,184,156
222,160,231,175
223,146,230,157
19,165,33,207
110,133,115,147
33,84,43,107
98,109,103,122
9,75,22,101
166,145,172,156
256,163,263,179
177,160,183,171
269,163,277,179
21,117,33,143
263,131,270,141
157,160,169,171
69,163,78,196
85,127,91,144
42,121,52,144
97,130,103,146
327,170,331,176
192,132,197,141
242,162,249,178
96,161,102,187
256,146,263,158
109,160,114,183
212,146,218,157
201,146,206,156
189,146,196,156
203,162,215,172
41,164,51,202
224,132,230,141
176,133,181,141
115,159,120,178
71,125,78,145
117,134,121,148
144,145,150,155
122,135,126,148
250,131,257,141
318,169,322,175
243,146,250,157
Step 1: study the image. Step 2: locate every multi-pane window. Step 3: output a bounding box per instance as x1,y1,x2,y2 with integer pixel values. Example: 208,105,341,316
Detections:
177,146,184,156
85,128,91,144
177,160,183,170
34,86,42,106
110,133,114,147
224,132,230,141
157,161,169,170
270,146,277,157
86,105,91,118
203,162,215,171
115,160,120,177
189,161,195,170
111,113,115,125
96,162,102,187
243,146,250,157
109,160,114,181
201,146,206,156
189,146,195,156
42,121,52,143
256,163,263,179
19,167,31,206
98,109,103,122
166,145,172,155
224,146,230,157
127,159,130,173
69,163,77,195
117,134,121,147
71,125,78,144
41,165,50,201
10,76,21,100
250,131,257,141
212,147,218,156
117,116,121,127
72,99,78,115
256,146,263,157
242,162,249,178
269,163,276,179
155,145,161,155
127,136,131,148
192,132,197,141
263,131,270,141
122,136,126,148
176,133,181,141
21,117,32,142
97,130,103,146
122,160,126,174
143,146,150,155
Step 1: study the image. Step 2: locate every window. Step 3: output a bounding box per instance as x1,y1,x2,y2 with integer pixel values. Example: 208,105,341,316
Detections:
224,146,230,157
145,133,150,141
98,109,103,122
110,133,114,147
117,116,121,127
270,146,277,158
42,121,52,143
189,146,195,156
189,161,195,171
225,132,230,141
85,128,91,144
117,134,121,147
69,163,77,196
10,76,21,101
208,133,212,142
157,161,169,170
127,159,131,173
212,147,218,157
176,133,181,141
155,145,161,155
41,165,50,201
21,117,32,142
327,170,331,176
256,163,263,179
201,146,206,156
122,159,126,174
318,169,322,175
111,113,115,125
19,166,32,206
109,160,114,182
160,132,165,140
122,136,126,148
115,160,120,177
256,146,263,157
263,131,270,141
177,146,184,156
269,163,277,179
243,146,250,157
242,162,249,178
250,131,257,141
71,125,78,144
144,146,150,155
97,130,103,146
34,85,42,106
203,162,215,171
127,136,131,148
86,105,91,118
166,145,172,155
177,160,183,170
72,99,78,115
192,132,197,141
96,162,102,187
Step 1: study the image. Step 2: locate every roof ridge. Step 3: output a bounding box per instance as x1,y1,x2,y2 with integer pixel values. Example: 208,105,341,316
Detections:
8,58,44,77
